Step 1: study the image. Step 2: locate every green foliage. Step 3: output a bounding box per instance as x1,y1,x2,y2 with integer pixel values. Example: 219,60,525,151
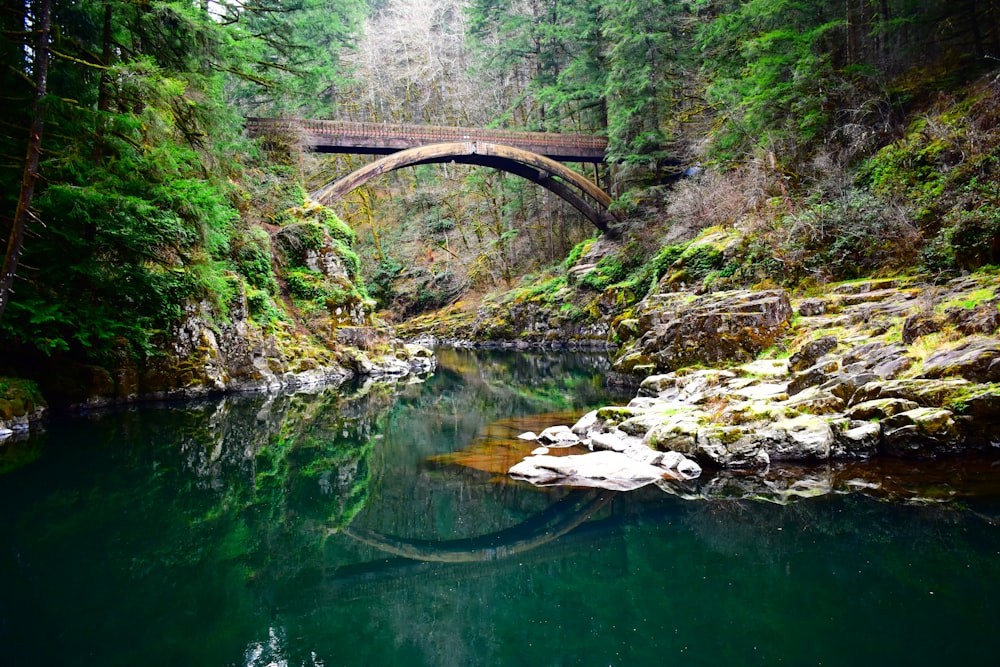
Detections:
508,276,569,305
368,258,406,307
858,88,1000,272
602,0,686,168
579,253,639,292
698,0,847,160
286,270,328,301
246,288,285,325
232,227,277,292
562,237,596,270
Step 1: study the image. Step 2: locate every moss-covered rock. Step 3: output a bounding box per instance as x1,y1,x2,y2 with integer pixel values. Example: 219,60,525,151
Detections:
0,378,47,436
614,289,793,374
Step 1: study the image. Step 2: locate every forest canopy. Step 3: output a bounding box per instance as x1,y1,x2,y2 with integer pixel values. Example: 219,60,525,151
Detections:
2,0,998,365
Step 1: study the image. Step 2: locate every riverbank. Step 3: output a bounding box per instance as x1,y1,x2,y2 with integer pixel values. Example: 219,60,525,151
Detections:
0,290,435,440
403,265,1000,486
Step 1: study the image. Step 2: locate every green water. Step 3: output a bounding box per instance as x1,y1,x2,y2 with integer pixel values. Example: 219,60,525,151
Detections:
2,349,1000,666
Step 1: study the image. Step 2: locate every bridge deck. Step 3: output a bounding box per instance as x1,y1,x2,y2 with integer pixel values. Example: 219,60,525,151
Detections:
246,118,607,163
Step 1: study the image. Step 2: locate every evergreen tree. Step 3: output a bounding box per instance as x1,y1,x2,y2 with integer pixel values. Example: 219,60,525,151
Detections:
0,0,363,363
601,0,687,170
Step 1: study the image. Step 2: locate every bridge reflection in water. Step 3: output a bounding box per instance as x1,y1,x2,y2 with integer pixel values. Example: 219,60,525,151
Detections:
337,490,613,563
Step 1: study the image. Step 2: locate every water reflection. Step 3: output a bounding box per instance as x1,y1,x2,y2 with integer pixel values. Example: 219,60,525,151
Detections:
1,349,1000,666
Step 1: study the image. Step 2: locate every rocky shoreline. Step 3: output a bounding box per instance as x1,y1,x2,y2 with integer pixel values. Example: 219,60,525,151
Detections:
0,286,436,439
506,272,1000,491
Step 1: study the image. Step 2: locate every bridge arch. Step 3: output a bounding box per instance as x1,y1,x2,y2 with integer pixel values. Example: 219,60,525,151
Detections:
335,490,611,562
310,141,617,235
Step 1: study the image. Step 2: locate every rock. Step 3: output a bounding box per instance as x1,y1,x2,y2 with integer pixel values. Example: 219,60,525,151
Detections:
845,398,920,421
782,386,845,414
951,302,1000,336
787,360,840,395
797,298,828,316
403,343,434,359
614,289,793,374
789,335,839,372
921,339,1000,383
819,371,876,402
571,410,601,436
831,420,880,458
627,396,662,410
537,425,580,446
509,450,696,491
694,426,770,468
738,359,789,377
595,406,647,428
881,407,964,457
840,342,910,378
728,382,789,401
531,446,550,455
642,410,706,451
901,312,946,344
518,431,538,441
590,431,630,452
617,411,669,438
769,415,834,460
623,443,667,466
637,374,677,397
662,451,703,478
851,378,972,408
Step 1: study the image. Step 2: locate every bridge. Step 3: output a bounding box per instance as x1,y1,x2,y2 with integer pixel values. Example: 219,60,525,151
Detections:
246,118,616,234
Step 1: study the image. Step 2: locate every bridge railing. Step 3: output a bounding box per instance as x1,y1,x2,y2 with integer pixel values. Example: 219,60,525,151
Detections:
246,118,608,152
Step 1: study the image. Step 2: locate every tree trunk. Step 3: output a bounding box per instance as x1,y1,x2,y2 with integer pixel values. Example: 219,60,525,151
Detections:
0,0,51,321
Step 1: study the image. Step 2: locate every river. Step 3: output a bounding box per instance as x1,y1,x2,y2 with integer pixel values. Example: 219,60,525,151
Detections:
2,348,1000,666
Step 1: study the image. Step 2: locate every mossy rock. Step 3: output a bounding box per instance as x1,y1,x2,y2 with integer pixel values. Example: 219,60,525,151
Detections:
0,378,46,421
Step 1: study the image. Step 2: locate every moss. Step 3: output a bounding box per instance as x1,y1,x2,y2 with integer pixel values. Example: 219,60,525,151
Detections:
0,377,46,421
562,237,596,269
936,286,997,312
596,406,643,425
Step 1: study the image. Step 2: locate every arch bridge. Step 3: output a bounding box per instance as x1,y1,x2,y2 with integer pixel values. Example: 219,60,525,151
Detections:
246,118,617,234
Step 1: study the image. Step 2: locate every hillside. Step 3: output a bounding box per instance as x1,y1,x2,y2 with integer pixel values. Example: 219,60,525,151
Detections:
2,0,999,418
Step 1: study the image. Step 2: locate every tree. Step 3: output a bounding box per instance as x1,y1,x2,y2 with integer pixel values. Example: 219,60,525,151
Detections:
0,0,50,321
602,0,688,171
0,0,365,362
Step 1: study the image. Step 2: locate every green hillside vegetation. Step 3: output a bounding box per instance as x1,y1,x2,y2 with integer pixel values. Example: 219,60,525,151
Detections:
2,0,999,395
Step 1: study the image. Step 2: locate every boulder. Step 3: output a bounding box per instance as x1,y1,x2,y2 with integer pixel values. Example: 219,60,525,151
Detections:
921,339,1000,383
590,431,631,452
901,312,946,344
797,298,828,316
951,302,1000,336
571,410,601,437
831,420,880,458
845,398,920,421
789,335,839,372
782,386,845,414
509,449,700,491
768,415,835,460
851,378,972,408
694,426,770,468
881,407,964,457
637,374,678,398
537,425,580,447
614,289,793,374
642,411,706,452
